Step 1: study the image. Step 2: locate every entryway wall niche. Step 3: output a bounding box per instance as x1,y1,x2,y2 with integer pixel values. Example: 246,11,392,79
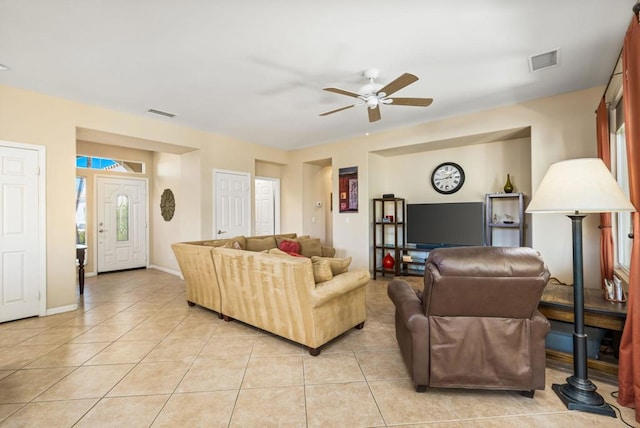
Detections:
76,140,154,275
302,159,333,246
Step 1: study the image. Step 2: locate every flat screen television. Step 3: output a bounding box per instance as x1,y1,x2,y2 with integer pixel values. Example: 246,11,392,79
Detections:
406,202,485,248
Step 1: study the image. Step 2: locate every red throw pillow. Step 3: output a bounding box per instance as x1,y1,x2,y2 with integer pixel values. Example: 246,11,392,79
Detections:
279,239,301,254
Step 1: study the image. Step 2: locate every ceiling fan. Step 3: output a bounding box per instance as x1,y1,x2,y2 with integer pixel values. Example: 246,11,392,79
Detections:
319,68,433,122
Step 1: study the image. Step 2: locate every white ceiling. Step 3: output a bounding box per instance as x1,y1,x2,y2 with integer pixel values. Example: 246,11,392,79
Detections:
0,1,636,150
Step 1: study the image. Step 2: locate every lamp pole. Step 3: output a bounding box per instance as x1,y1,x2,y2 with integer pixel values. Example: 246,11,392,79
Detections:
551,214,615,417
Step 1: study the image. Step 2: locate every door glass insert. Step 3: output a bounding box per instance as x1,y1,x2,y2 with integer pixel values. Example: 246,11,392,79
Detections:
75,177,87,244
116,194,129,241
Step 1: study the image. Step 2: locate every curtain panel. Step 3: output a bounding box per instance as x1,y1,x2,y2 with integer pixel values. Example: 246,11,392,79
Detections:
618,16,640,424
596,98,614,287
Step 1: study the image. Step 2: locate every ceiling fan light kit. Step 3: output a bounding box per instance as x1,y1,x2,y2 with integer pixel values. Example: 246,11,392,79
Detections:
320,68,433,123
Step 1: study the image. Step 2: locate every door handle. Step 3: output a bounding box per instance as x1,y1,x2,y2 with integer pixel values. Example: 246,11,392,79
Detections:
218,230,226,235
99,229,108,233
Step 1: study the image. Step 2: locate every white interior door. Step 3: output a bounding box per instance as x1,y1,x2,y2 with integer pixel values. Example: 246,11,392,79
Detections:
0,145,42,322
96,177,147,273
215,170,250,238
255,177,281,236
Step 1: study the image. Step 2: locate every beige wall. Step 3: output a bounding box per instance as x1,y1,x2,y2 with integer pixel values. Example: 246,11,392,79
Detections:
0,83,606,315
0,84,288,312
286,87,604,288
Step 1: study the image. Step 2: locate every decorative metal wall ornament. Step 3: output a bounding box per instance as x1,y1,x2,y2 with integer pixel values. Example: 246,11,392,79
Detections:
160,189,175,221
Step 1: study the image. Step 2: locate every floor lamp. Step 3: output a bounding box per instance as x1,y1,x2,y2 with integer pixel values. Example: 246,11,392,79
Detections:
527,158,635,417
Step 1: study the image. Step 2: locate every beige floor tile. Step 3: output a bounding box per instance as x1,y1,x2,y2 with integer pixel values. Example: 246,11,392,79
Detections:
355,348,410,381
84,340,157,365
100,310,152,325
163,317,219,341
151,391,237,427
25,342,111,368
141,338,205,363
241,355,303,388
213,320,262,337
18,326,89,346
107,361,190,396
177,355,248,392
118,320,180,341
60,311,114,327
0,370,15,381
75,394,169,428
35,364,134,401
341,326,399,352
1,398,97,427
230,386,306,428
0,328,47,347
0,403,23,423
68,324,135,343
0,344,59,370
303,352,365,385
0,367,74,403
251,334,305,356
200,336,255,358
316,335,355,354
368,379,458,425
305,381,385,427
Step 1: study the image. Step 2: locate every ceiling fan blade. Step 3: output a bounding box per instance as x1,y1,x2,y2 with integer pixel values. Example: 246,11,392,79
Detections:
368,106,381,122
319,104,356,116
377,73,418,97
388,97,433,107
323,87,361,98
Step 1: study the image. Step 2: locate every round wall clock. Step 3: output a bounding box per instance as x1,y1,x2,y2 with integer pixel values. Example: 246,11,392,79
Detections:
160,188,175,221
431,162,465,194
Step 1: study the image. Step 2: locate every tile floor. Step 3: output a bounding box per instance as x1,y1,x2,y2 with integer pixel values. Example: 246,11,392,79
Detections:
0,269,636,427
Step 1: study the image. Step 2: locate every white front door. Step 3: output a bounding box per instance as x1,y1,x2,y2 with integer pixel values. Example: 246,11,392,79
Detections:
215,170,250,238
255,177,280,236
0,144,42,322
96,177,147,273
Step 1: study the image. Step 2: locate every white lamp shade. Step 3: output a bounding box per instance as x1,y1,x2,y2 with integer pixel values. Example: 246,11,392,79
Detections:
526,158,636,214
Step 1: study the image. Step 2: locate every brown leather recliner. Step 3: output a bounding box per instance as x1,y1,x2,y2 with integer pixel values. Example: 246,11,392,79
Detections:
388,246,551,396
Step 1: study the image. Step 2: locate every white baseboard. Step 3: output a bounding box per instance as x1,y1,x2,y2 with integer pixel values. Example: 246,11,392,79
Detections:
149,265,182,278
46,304,78,316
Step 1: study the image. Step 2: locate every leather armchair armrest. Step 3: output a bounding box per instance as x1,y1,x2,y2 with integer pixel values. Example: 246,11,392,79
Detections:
388,279,426,330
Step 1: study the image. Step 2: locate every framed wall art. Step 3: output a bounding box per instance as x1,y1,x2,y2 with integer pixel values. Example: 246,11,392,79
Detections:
338,166,358,213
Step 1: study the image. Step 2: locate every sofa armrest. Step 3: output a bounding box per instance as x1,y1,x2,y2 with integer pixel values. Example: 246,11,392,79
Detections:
388,279,426,330
311,269,369,308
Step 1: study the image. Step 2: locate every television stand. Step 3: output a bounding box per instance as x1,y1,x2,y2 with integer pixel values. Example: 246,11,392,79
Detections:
398,246,432,276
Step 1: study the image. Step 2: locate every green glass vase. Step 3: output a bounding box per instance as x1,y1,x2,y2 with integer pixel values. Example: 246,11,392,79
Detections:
503,174,514,193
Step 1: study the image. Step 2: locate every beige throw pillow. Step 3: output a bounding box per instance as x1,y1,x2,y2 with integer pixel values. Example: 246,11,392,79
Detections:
246,236,277,252
311,256,352,275
312,258,333,283
300,238,322,257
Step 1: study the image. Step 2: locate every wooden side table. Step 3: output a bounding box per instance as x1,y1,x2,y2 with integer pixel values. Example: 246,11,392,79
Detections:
76,244,87,295
538,282,627,375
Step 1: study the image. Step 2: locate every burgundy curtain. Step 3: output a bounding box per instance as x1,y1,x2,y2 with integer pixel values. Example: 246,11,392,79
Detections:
596,98,614,287
618,16,640,424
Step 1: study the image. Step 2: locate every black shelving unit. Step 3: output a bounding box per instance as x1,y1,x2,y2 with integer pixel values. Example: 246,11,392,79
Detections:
372,198,405,279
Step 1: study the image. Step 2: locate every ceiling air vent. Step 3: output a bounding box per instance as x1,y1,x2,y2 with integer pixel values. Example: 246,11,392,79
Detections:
147,108,176,118
528,49,559,72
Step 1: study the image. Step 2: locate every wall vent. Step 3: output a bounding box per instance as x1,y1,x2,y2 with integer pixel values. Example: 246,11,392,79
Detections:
528,49,559,72
147,108,176,118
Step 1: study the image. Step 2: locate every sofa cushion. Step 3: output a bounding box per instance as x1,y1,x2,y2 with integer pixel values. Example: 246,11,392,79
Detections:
246,236,277,252
300,238,323,257
312,258,333,283
222,240,243,250
278,239,301,254
311,256,352,275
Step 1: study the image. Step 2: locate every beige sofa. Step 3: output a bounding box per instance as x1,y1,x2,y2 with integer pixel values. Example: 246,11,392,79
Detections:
171,234,370,355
